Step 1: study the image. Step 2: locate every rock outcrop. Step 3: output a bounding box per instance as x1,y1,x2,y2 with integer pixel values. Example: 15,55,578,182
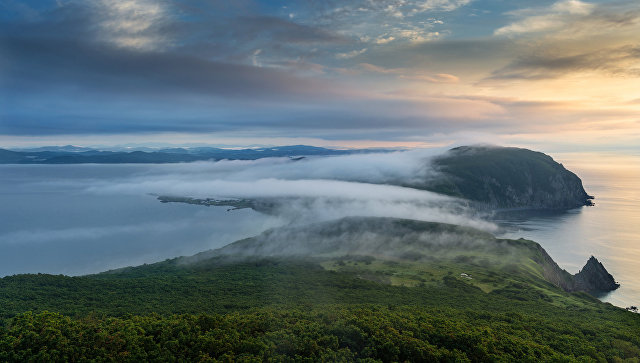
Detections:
535,247,619,293
573,256,620,292
426,146,594,210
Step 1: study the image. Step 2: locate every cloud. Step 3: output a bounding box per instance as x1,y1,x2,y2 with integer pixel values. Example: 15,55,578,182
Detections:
375,36,396,44
479,1,640,81
340,0,471,18
489,45,640,80
415,0,472,12
358,63,401,73
310,0,470,20
104,178,444,202
0,0,498,140
2,0,639,148
336,48,368,59
494,0,640,40
1,25,508,137
283,0,466,48
214,216,507,261
393,29,442,43
494,0,595,36
85,150,497,231
401,73,459,83
98,0,169,50
0,34,346,107
358,63,459,83
154,149,444,184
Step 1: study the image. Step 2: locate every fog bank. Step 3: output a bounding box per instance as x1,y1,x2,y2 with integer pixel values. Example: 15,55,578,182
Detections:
85,150,496,232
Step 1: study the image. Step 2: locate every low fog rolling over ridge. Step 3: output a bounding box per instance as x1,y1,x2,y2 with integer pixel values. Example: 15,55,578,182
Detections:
86,148,498,232
192,216,509,263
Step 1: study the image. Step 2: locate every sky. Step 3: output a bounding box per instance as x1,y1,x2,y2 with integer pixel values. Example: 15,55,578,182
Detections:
1,0,639,151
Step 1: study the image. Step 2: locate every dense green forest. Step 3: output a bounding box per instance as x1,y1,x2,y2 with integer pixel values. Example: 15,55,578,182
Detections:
3,304,639,362
1,217,639,361
2,258,639,361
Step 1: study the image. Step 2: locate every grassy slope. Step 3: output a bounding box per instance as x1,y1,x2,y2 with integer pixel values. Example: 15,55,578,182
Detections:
1,217,639,361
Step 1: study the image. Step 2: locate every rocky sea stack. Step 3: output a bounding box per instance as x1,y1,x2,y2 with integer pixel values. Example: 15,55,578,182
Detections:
573,256,620,292
537,249,619,293
427,146,594,210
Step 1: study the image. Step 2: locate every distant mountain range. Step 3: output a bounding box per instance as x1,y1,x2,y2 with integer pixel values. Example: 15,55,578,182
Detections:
0,145,384,164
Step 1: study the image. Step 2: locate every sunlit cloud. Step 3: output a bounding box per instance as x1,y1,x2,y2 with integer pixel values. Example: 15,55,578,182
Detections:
336,48,368,59
0,0,639,151
401,73,459,83
495,0,595,36
98,0,169,50
357,63,459,83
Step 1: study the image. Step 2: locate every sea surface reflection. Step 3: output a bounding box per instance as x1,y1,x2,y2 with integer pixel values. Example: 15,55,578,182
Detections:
495,152,640,308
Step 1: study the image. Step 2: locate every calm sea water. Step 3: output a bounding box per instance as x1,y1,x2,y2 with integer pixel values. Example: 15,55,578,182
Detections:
0,164,283,276
1,154,638,308
495,152,640,308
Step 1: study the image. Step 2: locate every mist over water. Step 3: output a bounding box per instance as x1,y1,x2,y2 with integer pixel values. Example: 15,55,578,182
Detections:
0,151,488,276
0,164,285,276
81,151,495,230
1,151,638,309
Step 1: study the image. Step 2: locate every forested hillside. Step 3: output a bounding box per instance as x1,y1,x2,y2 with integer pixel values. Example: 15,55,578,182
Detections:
1,218,638,361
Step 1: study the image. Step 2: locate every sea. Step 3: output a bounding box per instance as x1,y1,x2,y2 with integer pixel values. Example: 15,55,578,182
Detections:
0,164,284,276
0,152,638,308
495,152,640,308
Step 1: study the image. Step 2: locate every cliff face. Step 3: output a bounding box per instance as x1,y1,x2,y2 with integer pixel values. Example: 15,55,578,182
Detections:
427,146,594,210
573,256,620,292
532,244,576,292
